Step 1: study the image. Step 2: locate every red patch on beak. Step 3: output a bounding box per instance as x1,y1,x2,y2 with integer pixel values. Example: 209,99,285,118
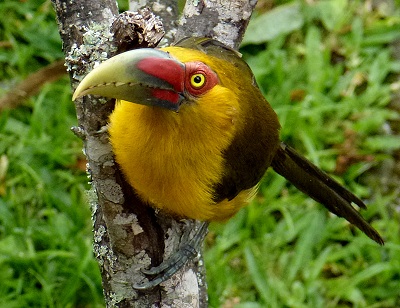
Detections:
137,57,185,93
151,89,181,105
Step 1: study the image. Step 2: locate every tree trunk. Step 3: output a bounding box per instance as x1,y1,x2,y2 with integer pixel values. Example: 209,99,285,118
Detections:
51,0,257,306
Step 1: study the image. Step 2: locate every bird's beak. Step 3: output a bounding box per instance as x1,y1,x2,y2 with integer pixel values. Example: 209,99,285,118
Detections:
72,49,185,111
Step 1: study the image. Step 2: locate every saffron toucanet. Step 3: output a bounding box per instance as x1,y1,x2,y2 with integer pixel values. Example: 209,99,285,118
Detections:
73,37,383,288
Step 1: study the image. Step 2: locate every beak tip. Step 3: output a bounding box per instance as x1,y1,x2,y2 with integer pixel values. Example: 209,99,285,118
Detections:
72,86,87,101
72,83,83,100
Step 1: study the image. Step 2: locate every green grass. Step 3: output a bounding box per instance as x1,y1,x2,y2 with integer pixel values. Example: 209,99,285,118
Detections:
0,2,103,306
1,0,400,307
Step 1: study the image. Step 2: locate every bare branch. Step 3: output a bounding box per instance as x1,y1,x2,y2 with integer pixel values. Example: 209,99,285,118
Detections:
0,60,66,111
176,0,258,48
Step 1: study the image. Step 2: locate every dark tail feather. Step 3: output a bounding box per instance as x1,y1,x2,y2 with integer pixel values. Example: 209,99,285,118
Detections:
271,142,384,245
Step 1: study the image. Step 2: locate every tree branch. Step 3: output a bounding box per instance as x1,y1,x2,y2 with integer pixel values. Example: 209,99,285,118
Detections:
0,60,66,111
52,0,257,306
176,0,258,49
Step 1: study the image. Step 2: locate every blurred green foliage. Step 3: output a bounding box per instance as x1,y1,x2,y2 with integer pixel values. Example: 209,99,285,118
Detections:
0,0,399,307
0,1,103,306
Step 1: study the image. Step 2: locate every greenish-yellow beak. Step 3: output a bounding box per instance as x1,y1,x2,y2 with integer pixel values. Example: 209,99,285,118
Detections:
72,49,185,111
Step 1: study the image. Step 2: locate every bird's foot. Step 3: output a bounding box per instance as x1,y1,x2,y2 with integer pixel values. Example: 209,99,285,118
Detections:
133,220,209,290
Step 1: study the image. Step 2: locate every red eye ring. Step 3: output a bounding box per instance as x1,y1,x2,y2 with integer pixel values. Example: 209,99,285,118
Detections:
185,62,219,96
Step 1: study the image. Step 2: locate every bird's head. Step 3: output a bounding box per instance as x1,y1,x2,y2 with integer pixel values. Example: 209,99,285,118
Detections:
72,38,255,113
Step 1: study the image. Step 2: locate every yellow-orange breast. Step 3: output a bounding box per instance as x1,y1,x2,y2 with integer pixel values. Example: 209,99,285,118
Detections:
109,86,252,220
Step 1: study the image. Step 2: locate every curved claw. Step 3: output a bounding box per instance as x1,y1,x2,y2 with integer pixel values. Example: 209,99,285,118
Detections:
133,248,195,290
141,243,198,276
132,275,167,290
133,221,209,290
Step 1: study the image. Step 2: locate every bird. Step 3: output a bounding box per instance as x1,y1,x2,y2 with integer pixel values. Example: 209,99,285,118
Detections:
73,37,383,288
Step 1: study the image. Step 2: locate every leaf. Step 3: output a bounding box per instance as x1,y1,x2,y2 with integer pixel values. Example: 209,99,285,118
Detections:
364,135,400,151
244,245,271,303
363,24,400,46
242,2,304,45
314,0,348,31
305,26,325,93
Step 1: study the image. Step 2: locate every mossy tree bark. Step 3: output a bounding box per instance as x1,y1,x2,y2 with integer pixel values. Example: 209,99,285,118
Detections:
51,0,257,306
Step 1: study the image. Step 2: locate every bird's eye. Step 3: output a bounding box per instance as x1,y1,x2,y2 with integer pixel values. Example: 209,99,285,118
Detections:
190,73,206,89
